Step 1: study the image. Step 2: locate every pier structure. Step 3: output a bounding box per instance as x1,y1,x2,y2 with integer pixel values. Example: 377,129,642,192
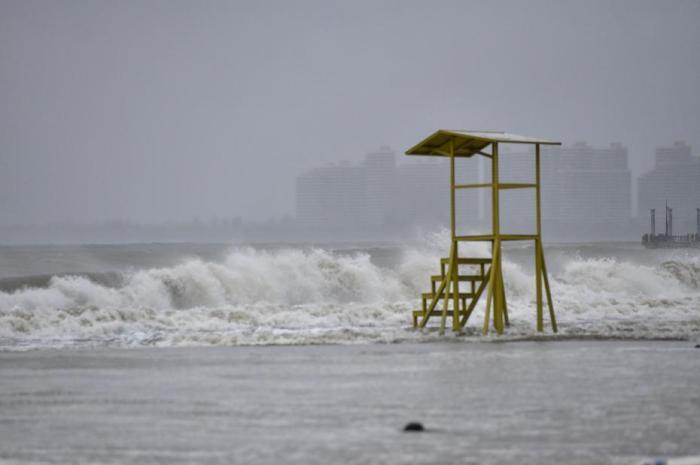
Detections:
407,130,560,335
642,203,700,248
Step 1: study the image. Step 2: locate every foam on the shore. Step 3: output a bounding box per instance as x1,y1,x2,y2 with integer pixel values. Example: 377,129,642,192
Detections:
1,236,699,350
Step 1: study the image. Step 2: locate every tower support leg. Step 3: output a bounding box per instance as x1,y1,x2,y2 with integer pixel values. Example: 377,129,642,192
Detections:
451,241,461,332
535,238,544,332
439,241,455,335
439,277,451,335
498,261,509,327
482,241,500,335
540,247,557,332
492,252,505,334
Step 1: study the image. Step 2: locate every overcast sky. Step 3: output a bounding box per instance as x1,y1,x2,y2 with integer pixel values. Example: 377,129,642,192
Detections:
1,0,699,224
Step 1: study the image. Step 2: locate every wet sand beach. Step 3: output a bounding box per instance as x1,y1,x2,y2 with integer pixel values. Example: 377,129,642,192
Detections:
1,340,699,465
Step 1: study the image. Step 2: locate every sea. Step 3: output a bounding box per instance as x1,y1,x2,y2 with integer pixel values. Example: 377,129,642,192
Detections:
0,234,699,464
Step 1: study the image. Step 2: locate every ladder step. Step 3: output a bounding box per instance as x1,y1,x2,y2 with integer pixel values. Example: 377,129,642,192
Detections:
431,275,483,282
413,310,471,319
440,257,492,265
422,292,474,300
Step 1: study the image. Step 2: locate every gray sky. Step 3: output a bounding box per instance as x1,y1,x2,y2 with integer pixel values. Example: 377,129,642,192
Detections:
1,0,699,224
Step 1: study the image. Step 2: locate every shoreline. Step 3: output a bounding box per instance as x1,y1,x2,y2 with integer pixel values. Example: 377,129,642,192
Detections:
1,331,696,355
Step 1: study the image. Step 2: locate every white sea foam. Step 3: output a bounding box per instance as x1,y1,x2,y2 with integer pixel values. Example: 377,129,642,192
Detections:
0,240,699,350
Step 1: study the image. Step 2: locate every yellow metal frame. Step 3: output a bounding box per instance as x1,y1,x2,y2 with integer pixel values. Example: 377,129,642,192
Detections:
409,132,559,335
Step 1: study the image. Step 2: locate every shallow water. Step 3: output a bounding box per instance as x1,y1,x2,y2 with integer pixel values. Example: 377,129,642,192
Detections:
0,341,698,465
1,238,699,350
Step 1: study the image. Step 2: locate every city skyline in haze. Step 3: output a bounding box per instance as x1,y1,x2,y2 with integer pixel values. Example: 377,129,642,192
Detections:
2,0,700,225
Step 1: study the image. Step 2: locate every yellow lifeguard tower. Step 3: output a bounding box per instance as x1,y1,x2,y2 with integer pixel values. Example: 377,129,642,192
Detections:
408,130,560,335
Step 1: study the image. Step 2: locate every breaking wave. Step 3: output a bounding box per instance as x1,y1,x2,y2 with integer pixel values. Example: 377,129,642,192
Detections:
1,237,699,350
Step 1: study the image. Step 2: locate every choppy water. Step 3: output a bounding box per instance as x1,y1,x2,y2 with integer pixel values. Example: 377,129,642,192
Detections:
1,239,700,464
1,232,699,350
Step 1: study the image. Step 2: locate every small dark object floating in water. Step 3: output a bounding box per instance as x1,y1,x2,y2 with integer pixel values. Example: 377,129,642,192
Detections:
695,344,700,348
403,422,424,432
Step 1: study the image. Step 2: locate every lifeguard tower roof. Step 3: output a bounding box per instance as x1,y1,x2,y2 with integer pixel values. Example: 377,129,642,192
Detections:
406,130,561,157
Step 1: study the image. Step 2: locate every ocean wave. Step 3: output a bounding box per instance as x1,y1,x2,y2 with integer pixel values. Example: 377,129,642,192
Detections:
0,242,699,350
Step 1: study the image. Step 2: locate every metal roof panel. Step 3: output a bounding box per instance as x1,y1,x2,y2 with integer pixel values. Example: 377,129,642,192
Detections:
406,129,561,157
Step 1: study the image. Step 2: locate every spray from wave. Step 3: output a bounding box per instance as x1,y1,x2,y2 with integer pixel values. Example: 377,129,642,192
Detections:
1,235,699,350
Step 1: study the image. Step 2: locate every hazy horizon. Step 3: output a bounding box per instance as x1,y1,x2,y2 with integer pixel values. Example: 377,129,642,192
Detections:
2,0,700,225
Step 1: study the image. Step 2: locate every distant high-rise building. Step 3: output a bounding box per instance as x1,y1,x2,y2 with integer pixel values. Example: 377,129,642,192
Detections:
495,148,537,233
296,142,635,238
638,141,700,234
397,159,449,228
547,142,631,225
295,147,479,235
295,162,366,231
364,146,397,227
398,156,480,232
494,142,632,238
